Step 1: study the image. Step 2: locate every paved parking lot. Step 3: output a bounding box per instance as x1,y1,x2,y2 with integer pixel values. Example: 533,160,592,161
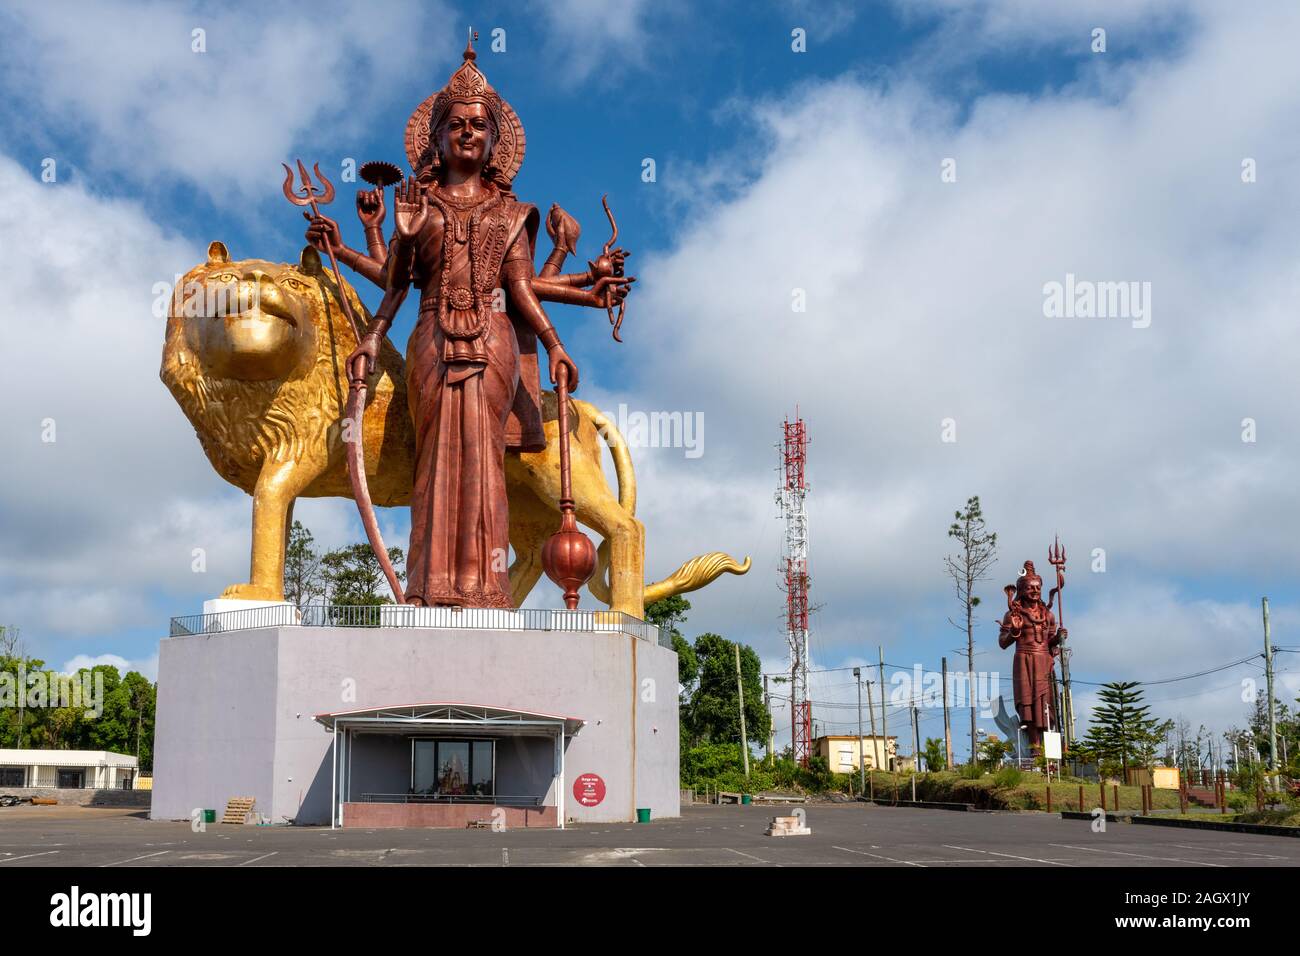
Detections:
0,803,1296,867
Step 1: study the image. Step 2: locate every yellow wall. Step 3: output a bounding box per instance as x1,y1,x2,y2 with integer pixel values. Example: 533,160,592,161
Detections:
814,736,898,772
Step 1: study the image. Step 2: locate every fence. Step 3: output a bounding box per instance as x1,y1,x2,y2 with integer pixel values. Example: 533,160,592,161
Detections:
170,603,664,647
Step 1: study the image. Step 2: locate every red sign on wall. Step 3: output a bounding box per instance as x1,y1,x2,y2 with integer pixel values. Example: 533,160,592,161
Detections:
572,773,606,807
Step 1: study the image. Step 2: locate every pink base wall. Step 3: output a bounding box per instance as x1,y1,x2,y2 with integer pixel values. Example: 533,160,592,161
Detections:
341,802,558,829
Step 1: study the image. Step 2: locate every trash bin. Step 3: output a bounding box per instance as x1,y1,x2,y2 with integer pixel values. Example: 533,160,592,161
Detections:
202,809,216,824
741,795,752,805
636,808,651,823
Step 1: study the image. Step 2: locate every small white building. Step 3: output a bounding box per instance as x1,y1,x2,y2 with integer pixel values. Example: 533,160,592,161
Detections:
0,749,139,790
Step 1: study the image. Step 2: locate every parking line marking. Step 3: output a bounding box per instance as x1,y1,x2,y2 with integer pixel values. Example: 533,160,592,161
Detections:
237,852,278,867
724,848,773,865
101,850,171,867
1169,843,1282,860
943,844,1073,867
0,851,59,863
1049,843,1224,867
832,845,924,867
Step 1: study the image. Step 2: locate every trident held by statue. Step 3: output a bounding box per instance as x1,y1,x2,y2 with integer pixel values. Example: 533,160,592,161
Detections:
281,159,364,342
1048,535,1066,629
281,158,404,603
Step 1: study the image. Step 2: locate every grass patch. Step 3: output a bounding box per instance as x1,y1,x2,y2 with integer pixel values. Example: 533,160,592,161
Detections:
863,770,1186,812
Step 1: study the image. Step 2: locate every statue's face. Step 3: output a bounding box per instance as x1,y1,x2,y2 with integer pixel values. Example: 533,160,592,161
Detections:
436,102,496,170
1025,578,1042,603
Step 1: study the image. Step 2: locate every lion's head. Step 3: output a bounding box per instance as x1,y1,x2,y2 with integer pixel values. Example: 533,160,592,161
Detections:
161,241,371,491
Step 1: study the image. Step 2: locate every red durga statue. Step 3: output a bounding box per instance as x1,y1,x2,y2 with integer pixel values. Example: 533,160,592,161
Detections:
300,34,630,609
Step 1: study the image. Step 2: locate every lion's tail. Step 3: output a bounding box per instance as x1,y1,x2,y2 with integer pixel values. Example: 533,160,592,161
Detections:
582,400,634,607
581,401,635,514
643,552,752,605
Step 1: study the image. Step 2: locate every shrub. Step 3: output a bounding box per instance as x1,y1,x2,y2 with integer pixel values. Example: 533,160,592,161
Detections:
993,766,1024,788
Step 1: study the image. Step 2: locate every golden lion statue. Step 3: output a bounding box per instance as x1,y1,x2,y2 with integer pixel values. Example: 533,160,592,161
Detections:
160,241,748,617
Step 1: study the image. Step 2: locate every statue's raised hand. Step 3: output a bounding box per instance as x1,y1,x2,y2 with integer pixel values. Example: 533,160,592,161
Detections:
356,188,385,228
393,177,428,240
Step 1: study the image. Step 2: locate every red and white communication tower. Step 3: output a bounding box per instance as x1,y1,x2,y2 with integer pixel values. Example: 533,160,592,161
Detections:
776,414,812,767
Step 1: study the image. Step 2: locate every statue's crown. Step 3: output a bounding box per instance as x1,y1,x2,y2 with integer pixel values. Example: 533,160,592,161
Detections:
1015,560,1042,598
430,31,504,133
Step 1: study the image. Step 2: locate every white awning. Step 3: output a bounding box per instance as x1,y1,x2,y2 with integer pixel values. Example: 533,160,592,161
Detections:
0,749,138,768
313,702,585,737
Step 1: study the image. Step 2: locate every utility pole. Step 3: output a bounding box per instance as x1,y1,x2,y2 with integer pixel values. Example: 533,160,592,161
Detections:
1060,643,1075,749
865,678,879,772
854,668,865,796
1263,597,1278,774
763,675,773,766
735,641,749,778
878,647,889,772
941,656,953,769
912,704,921,772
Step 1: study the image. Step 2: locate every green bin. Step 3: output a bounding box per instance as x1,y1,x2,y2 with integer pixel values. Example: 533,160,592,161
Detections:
636,808,651,823
741,794,752,805
202,809,216,824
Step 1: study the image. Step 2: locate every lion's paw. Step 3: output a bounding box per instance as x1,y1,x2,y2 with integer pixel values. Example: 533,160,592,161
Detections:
219,583,281,601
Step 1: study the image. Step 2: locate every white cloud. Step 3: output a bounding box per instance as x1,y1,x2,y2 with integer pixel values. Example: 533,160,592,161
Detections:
614,1,1300,744
0,154,364,656
62,652,158,682
529,0,656,85
0,0,452,198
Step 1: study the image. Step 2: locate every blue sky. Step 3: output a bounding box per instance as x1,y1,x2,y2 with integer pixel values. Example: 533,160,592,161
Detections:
2,0,1298,759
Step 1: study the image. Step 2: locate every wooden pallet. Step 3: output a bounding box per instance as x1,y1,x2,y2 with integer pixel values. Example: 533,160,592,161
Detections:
222,797,256,825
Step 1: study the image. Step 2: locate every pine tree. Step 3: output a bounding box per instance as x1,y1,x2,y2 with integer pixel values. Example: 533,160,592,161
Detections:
1080,681,1164,776
944,496,998,765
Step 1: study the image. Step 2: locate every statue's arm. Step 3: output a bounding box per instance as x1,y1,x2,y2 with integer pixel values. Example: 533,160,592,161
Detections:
533,203,633,306
997,614,1016,649
531,275,629,308
336,244,386,289
504,234,579,390
1048,613,1065,653
304,189,392,290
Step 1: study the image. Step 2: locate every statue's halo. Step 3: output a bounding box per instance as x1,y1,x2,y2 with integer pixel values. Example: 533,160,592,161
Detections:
404,92,526,185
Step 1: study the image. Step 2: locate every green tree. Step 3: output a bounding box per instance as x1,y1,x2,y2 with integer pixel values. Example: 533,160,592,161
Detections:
684,633,771,751
1080,681,1164,776
978,736,1015,769
645,596,697,703
322,543,406,606
944,496,998,766
284,520,325,608
923,736,947,771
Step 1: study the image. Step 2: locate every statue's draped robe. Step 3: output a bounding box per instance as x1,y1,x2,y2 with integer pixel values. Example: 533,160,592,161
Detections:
999,602,1060,737
398,190,543,608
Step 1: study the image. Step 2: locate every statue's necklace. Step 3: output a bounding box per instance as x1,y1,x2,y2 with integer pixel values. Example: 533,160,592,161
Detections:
430,187,502,340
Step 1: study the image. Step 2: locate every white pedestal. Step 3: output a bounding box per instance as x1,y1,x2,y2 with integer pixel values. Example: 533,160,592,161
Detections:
202,598,301,620
152,621,679,826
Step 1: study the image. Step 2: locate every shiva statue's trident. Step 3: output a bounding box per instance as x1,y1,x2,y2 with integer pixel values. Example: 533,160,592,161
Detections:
281,159,364,342
1047,536,1067,629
